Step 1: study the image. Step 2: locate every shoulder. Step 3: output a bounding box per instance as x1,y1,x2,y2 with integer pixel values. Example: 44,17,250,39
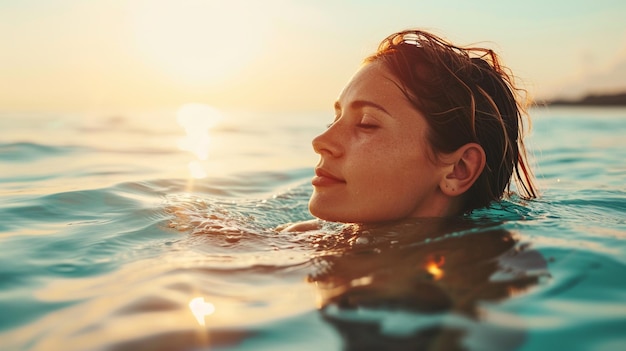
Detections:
276,219,323,233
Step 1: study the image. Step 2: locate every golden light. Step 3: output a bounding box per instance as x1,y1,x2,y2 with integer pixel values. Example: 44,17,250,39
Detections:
349,275,373,287
128,0,269,86
176,103,223,180
187,160,208,179
176,103,222,160
425,257,445,280
188,296,216,326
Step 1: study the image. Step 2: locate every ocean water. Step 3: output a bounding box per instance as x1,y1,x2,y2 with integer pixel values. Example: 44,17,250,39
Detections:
1,105,625,351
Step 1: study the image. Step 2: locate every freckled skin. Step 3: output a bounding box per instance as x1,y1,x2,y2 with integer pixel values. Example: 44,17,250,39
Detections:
309,62,452,223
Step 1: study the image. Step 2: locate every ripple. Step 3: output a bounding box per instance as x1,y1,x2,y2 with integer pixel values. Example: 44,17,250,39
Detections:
0,142,81,162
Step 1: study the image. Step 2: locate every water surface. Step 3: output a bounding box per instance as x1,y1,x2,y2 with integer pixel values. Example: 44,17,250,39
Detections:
1,106,625,350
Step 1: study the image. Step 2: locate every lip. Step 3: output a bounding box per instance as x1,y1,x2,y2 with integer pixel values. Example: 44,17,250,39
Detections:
312,168,345,186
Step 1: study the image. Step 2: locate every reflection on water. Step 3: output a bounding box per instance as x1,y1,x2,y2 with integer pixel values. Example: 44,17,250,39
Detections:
176,103,224,179
163,196,550,350
425,257,445,280
308,219,549,351
189,297,216,326
187,160,208,179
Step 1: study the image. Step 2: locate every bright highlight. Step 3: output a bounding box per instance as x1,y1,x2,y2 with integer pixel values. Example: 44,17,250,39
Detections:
425,257,445,280
188,296,216,326
176,103,224,179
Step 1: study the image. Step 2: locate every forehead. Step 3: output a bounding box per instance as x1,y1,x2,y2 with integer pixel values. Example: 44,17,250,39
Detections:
338,60,432,144
338,61,407,108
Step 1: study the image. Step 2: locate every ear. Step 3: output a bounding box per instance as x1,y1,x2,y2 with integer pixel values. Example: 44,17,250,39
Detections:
439,143,486,197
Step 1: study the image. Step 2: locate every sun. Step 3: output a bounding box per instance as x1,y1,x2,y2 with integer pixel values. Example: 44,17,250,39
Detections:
128,0,269,86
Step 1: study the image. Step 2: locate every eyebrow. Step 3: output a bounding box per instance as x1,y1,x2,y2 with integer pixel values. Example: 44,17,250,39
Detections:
334,100,391,116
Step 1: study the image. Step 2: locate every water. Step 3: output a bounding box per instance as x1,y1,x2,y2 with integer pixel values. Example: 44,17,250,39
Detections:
1,106,625,350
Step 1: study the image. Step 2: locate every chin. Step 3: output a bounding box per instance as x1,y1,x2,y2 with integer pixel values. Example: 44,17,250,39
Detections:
308,206,336,222
310,205,410,225
309,201,347,223
309,207,368,224
309,195,389,224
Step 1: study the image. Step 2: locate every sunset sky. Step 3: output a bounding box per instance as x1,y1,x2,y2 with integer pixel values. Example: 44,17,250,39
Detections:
1,0,625,113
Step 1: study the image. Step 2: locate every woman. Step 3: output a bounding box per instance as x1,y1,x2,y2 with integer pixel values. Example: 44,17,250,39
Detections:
293,31,545,351
282,29,537,231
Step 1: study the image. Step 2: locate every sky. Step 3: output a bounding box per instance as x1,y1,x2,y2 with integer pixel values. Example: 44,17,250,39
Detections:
1,0,625,113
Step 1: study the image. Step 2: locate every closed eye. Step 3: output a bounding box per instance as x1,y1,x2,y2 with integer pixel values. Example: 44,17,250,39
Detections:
356,113,380,130
356,123,379,129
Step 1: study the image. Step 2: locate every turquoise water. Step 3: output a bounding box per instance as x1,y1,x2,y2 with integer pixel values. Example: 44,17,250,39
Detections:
1,106,625,350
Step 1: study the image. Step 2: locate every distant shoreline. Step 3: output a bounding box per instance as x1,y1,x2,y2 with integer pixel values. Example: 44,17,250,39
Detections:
540,92,626,106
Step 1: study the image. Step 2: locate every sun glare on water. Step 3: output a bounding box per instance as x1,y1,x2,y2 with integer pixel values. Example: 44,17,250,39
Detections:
177,103,223,179
189,297,216,326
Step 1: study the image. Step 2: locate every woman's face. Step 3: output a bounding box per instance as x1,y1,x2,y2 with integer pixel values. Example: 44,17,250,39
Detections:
309,61,450,223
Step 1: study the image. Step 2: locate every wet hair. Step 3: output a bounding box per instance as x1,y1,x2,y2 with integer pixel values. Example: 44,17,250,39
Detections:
365,29,537,213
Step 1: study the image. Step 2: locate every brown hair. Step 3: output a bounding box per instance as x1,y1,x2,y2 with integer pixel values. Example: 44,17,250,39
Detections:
365,30,537,212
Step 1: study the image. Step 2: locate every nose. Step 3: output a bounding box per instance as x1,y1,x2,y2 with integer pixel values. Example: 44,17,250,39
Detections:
312,123,342,157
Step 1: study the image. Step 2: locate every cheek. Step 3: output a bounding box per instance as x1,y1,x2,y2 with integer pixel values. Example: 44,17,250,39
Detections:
360,137,429,173
350,147,425,191
364,143,436,192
